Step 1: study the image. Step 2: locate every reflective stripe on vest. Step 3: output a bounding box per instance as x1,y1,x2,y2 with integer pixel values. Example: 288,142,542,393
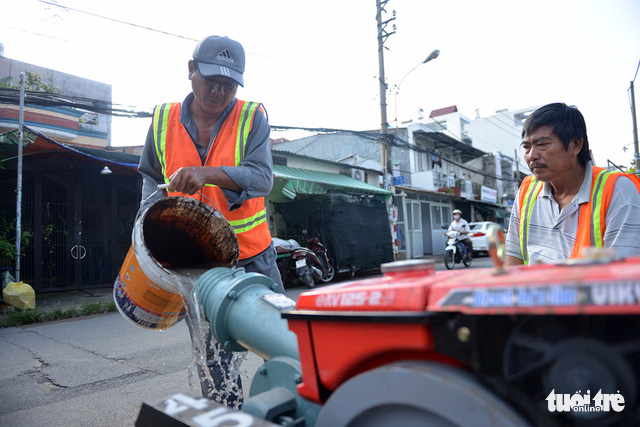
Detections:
570,168,625,258
153,101,260,177
235,102,260,166
151,101,272,259
229,209,267,233
152,103,173,184
518,167,639,264
589,169,611,247
518,176,543,265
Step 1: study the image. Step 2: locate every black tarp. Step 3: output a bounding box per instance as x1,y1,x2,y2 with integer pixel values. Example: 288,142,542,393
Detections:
274,192,394,271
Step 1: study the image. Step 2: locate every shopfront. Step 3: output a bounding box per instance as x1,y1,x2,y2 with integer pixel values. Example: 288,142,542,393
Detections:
396,189,454,259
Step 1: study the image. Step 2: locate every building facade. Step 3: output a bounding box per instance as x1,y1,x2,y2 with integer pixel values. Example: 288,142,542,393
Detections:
0,55,140,291
272,104,534,261
388,105,535,259
0,55,112,148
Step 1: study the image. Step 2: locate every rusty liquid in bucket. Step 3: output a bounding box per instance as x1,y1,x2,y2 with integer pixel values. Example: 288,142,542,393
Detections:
114,196,243,406
143,198,239,270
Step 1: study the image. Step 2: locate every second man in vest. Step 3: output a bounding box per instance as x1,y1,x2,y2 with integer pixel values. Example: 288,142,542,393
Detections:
505,103,640,265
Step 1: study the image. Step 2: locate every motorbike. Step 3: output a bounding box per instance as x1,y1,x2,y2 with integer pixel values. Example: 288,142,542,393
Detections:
273,231,335,288
443,230,473,270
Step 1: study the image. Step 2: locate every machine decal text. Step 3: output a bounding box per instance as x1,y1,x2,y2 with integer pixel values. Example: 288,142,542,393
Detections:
437,281,640,309
590,282,640,306
315,290,395,308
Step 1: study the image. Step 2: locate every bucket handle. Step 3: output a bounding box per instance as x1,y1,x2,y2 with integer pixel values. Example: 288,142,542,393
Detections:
157,184,223,213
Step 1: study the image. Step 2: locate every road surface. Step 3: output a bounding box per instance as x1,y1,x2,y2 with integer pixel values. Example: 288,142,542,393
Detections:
0,255,497,426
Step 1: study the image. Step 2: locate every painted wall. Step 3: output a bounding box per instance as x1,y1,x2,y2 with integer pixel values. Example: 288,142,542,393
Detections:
0,56,112,146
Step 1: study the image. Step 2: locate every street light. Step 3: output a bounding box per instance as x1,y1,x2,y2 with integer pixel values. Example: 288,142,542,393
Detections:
393,49,440,128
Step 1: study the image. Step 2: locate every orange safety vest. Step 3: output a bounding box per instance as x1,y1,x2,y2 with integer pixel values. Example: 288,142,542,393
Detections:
518,166,640,264
152,100,272,260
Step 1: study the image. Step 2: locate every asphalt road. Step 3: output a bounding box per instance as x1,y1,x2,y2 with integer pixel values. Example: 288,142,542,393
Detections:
0,255,496,427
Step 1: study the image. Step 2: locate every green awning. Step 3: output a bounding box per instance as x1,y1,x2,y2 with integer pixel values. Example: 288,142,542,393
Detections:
273,165,391,199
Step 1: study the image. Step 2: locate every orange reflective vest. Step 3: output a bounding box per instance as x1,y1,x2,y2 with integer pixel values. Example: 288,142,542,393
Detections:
152,100,272,260
518,167,640,265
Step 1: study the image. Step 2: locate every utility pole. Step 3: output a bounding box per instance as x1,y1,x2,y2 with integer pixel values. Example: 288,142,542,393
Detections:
630,80,640,173
376,0,395,190
16,72,25,281
375,1,398,259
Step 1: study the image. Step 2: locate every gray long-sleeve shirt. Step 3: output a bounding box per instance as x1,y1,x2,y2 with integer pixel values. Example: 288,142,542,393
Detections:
137,93,273,213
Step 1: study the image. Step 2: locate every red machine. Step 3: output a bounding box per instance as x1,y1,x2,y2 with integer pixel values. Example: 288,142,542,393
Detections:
136,227,640,426
284,253,640,426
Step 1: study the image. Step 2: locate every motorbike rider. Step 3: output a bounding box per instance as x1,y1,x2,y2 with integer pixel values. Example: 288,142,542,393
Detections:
445,209,473,259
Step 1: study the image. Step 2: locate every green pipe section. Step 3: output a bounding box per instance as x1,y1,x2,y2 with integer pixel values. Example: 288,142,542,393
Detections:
195,267,299,361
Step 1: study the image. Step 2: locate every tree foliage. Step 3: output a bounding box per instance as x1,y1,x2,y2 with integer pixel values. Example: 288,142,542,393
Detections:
0,71,62,93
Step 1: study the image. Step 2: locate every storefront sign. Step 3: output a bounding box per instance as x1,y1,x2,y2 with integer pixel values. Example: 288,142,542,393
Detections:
481,186,497,203
394,176,405,186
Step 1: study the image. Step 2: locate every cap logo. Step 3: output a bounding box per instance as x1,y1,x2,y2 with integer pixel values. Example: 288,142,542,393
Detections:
216,49,234,64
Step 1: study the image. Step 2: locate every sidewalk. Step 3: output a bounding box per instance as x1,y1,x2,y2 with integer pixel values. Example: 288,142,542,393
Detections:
1,257,445,325
1,286,114,325
418,254,444,264
35,287,115,312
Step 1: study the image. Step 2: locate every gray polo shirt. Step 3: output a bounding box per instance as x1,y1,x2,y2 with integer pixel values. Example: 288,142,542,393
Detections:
505,162,640,263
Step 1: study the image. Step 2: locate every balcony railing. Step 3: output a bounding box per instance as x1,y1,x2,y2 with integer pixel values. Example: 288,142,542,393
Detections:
409,171,474,199
435,172,449,188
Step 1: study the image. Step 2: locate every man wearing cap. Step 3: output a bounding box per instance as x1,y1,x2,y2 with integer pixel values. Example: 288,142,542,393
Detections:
505,103,640,266
137,35,282,407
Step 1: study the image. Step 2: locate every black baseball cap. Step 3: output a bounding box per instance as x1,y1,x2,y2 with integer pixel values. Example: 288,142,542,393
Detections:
193,36,245,87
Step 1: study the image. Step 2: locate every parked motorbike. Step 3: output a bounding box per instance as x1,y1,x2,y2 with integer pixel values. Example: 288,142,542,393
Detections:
443,230,472,270
273,231,335,288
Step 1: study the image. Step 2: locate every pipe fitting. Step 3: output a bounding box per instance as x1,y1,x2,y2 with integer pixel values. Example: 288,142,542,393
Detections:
194,267,299,360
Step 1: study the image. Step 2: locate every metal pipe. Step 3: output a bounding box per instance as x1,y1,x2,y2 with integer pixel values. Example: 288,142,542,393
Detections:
15,72,25,281
195,267,299,361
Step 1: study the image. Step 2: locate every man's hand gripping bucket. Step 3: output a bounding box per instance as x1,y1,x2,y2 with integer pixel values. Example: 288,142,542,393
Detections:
114,196,239,330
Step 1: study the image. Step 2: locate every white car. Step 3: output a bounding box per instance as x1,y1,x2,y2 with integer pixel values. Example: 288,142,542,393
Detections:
468,222,496,255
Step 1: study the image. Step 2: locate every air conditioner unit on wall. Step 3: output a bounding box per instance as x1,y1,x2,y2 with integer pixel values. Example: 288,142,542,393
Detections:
351,169,366,182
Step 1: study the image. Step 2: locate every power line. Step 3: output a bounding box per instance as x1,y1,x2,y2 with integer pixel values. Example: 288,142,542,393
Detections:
271,124,374,135
0,87,517,183
0,24,93,48
0,23,168,64
274,123,517,183
418,114,521,158
36,0,198,42
484,115,523,138
388,132,518,183
0,87,152,118
26,1,282,62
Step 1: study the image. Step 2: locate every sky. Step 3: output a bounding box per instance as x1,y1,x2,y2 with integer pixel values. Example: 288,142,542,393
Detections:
3,0,640,168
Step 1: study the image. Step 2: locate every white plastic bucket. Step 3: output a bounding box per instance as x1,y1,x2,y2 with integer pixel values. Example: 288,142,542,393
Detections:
114,196,239,330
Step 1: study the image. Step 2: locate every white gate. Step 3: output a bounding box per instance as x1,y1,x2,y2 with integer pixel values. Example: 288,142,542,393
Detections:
407,201,423,258
430,203,452,255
